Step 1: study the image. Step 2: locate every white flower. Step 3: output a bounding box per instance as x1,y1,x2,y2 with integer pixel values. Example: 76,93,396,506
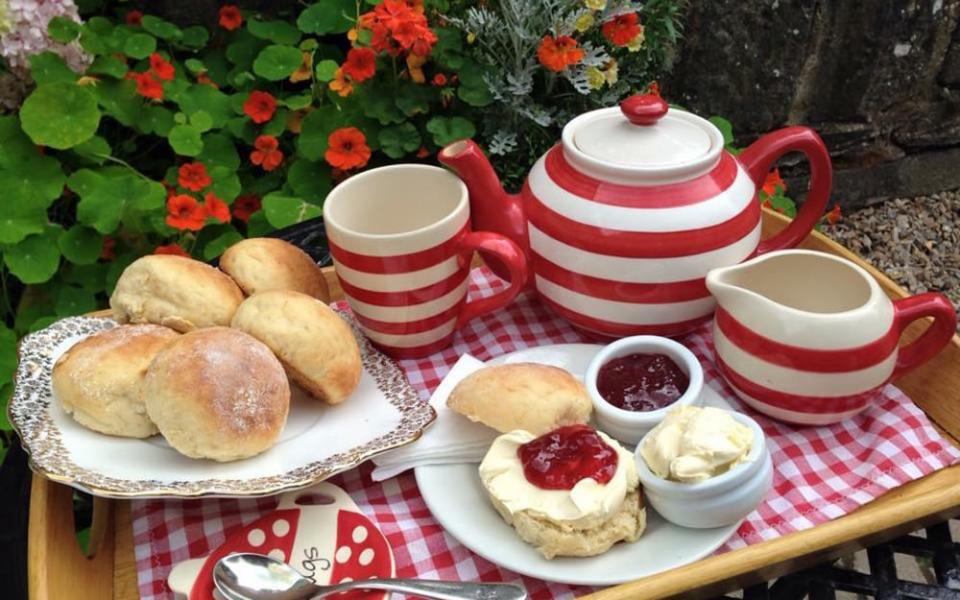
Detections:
0,0,90,75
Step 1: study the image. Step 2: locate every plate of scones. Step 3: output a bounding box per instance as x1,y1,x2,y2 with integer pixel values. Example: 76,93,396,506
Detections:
10,238,436,498
416,343,768,585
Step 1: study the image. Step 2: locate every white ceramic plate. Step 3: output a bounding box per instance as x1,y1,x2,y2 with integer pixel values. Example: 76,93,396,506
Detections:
415,343,739,586
11,314,435,499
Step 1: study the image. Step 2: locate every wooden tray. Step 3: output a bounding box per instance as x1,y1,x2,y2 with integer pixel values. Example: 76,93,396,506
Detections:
27,209,960,600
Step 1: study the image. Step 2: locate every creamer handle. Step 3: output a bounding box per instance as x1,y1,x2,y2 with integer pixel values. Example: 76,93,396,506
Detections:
739,127,832,254
891,293,957,378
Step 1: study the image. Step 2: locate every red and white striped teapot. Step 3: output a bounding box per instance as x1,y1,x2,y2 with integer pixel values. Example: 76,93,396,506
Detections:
439,94,833,337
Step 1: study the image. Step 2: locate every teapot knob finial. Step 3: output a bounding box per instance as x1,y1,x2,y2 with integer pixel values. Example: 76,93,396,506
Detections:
620,94,668,126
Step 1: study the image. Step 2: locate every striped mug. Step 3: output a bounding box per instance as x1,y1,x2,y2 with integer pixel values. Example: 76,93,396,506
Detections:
323,164,528,358
707,250,957,425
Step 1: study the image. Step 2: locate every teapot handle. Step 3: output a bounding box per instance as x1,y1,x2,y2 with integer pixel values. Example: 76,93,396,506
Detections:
891,293,957,379
739,126,832,255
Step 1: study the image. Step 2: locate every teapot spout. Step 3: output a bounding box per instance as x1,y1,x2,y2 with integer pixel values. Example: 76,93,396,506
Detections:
439,140,530,283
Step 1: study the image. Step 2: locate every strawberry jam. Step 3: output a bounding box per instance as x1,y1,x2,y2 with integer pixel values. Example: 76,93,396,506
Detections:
597,353,689,412
517,425,618,490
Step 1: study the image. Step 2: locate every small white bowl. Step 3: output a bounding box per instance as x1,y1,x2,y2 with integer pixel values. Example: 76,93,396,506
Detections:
634,409,773,529
585,335,704,445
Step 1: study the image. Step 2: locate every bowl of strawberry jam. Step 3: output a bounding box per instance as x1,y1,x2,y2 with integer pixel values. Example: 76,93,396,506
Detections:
585,336,704,444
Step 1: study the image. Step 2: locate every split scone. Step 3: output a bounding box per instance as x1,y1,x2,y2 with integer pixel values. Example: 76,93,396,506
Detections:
479,425,645,559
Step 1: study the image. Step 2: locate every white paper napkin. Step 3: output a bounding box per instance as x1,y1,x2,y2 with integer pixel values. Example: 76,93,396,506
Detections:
370,354,497,481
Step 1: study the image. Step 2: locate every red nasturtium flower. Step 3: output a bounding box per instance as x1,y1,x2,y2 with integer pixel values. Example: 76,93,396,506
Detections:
149,53,175,81
166,194,208,231
232,195,261,223
602,13,642,47
243,90,277,124
250,135,284,171
325,127,371,170
762,169,787,196
154,244,190,257
360,0,437,57
196,72,217,88
537,35,585,72
178,162,212,191
128,71,163,100
125,10,143,26
432,73,447,86
101,236,116,261
204,192,230,223
218,5,243,30
341,48,377,83
825,204,842,225
646,81,661,96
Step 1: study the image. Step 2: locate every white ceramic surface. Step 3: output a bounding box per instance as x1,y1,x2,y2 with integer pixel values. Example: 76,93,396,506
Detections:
415,343,740,586
585,336,704,445
635,410,772,529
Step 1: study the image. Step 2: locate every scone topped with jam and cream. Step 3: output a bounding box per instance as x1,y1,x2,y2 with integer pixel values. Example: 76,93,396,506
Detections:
479,424,645,559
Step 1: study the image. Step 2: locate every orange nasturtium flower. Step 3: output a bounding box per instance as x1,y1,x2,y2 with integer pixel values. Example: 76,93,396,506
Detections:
762,169,787,196
329,68,354,97
325,127,372,170
250,135,284,171
203,192,230,223
149,53,175,81
218,5,243,30
127,71,163,100
825,204,842,225
537,35,585,72
166,195,208,231
342,47,377,83
177,162,211,192
290,52,314,83
602,13,642,47
243,90,277,124
154,244,190,257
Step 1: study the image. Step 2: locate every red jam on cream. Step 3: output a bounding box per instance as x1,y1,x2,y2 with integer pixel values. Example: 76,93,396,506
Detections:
517,425,618,490
597,353,689,412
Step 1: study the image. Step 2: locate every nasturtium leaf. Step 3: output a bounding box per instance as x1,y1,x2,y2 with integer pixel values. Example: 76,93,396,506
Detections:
88,55,128,78
184,58,205,73
73,170,165,233
180,26,209,49
252,45,304,80
94,79,141,127
174,112,188,125
432,27,464,69
426,116,476,146
20,83,100,149
0,116,36,165
29,316,59,332
55,285,98,317
29,52,78,84
168,124,204,156
378,122,421,158
261,108,289,137
262,194,321,228
142,106,174,136
297,0,355,35
48,16,81,43
79,26,108,56
123,32,156,59
58,226,103,265
202,228,244,260
395,84,435,117
226,30,266,68
209,166,241,201
105,253,137,294
62,262,108,293
4,233,61,284
282,93,313,110
72,135,112,164
0,203,47,245
296,105,341,160
314,59,338,82
286,159,332,204
141,16,183,41
66,169,102,197
708,116,735,147
457,59,494,107
177,84,233,128
189,110,214,132
0,325,17,385
198,133,241,170
247,18,301,45
0,152,66,205
300,38,319,51
245,210,274,237
361,89,405,125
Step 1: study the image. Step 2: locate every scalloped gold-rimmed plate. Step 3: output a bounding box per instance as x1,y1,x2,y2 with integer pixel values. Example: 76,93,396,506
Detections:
10,313,435,499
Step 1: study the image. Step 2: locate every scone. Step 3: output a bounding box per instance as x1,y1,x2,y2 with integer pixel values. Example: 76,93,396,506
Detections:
230,290,361,404
479,425,646,559
143,327,290,461
448,363,592,435
52,324,179,438
219,237,330,301
110,254,244,332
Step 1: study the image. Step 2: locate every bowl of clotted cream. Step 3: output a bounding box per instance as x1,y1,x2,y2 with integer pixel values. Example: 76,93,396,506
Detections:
633,405,772,529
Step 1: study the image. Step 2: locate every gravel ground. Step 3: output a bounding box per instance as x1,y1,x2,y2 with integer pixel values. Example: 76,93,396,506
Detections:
822,190,960,329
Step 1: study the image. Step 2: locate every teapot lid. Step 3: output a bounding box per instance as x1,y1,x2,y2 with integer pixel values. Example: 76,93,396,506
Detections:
562,94,724,184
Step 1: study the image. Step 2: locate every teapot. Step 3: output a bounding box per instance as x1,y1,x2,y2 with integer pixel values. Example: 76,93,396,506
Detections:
706,250,957,425
438,94,833,337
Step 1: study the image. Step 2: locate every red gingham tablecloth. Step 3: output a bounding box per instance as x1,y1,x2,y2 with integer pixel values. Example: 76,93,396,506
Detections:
131,267,960,599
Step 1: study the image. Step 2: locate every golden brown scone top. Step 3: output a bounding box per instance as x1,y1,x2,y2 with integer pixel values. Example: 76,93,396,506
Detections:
220,238,330,302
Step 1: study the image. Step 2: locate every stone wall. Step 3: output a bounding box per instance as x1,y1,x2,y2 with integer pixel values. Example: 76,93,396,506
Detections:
665,0,960,207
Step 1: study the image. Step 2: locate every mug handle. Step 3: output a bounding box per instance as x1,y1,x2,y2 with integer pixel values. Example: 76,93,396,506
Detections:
738,126,833,255
891,292,958,378
455,232,528,328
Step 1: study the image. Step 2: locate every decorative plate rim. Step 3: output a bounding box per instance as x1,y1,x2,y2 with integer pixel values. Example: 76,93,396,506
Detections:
10,313,436,499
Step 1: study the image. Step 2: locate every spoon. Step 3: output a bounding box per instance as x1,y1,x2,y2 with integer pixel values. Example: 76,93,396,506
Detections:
214,552,528,600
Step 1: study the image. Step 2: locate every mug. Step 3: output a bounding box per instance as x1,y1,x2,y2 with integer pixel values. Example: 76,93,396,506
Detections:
323,165,528,358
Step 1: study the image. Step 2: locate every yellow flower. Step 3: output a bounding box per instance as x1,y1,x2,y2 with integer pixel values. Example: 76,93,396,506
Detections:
603,60,619,85
328,68,353,97
289,51,314,83
585,66,605,90
407,53,427,84
347,28,359,42
466,31,477,44
584,0,606,9
76,76,100,87
574,12,595,32
626,29,645,52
